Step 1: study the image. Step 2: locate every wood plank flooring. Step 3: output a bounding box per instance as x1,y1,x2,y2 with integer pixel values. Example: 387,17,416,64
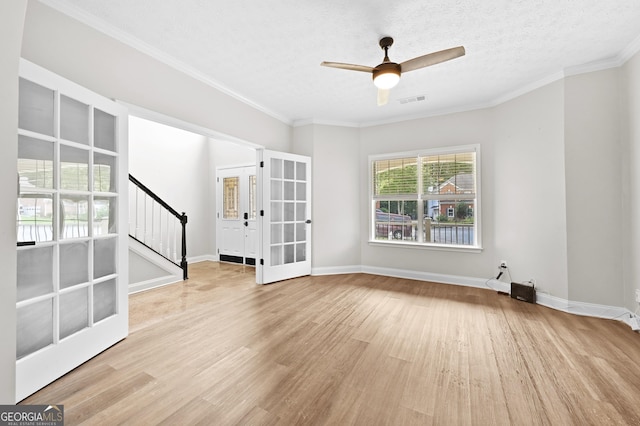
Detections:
22,261,640,425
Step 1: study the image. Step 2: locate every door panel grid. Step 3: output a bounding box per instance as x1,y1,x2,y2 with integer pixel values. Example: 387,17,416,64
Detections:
257,150,311,284
15,59,128,402
268,158,308,266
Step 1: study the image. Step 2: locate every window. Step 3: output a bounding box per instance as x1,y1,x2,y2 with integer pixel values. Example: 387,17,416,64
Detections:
370,145,480,248
249,174,257,220
223,177,239,219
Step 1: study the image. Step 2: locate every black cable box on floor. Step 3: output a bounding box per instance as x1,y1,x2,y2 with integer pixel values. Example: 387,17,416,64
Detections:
511,282,535,303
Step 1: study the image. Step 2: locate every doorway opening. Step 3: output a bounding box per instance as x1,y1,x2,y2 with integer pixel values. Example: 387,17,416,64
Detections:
126,105,312,286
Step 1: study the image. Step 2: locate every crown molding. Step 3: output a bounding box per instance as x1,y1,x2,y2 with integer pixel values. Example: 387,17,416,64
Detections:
293,118,361,128
564,56,624,77
359,36,640,127
38,0,292,126
359,44,636,128
37,0,640,129
358,100,495,128
620,33,640,64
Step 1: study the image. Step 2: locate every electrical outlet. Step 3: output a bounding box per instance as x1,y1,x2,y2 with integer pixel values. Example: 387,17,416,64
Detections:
499,260,507,269
636,289,640,304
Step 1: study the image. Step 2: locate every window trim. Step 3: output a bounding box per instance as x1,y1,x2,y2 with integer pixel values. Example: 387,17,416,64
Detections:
368,144,482,250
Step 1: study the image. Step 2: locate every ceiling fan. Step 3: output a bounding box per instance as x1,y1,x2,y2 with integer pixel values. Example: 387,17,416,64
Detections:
321,37,465,106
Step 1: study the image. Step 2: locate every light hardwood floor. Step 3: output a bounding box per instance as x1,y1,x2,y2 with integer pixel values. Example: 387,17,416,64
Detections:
23,261,640,425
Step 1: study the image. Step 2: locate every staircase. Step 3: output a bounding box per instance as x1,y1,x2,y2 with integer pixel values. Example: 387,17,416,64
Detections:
128,174,188,293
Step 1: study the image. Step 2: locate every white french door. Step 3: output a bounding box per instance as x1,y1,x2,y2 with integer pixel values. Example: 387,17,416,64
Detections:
15,60,128,401
256,150,312,284
216,166,257,265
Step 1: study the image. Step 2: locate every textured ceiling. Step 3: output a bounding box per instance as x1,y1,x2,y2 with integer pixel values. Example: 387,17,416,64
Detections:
42,0,640,126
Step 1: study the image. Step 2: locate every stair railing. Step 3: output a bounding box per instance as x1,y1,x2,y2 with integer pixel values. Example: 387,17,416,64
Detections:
129,174,188,280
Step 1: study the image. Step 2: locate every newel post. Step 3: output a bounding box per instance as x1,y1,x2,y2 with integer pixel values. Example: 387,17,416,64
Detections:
180,212,188,280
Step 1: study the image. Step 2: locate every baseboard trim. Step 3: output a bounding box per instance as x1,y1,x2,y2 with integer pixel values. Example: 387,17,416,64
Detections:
313,264,636,330
188,254,218,264
173,258,637,331
361,265,496,290
129,275,183,294
535,292,631,320
311,265,363,275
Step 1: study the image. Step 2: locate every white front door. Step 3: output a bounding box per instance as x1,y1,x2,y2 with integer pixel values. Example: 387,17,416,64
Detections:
217,166,257,265
256,150,312,284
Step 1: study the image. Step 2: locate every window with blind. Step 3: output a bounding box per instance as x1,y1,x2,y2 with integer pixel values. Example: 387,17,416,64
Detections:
370,145,480,248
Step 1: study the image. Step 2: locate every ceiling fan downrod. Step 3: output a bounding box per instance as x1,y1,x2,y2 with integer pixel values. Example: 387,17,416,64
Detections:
379,36,394,63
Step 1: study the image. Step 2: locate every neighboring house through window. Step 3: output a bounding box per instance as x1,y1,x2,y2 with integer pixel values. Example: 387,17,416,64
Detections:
370,144,480,248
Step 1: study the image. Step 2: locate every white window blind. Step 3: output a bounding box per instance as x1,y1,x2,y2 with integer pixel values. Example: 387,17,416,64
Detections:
373,157,418,197
423,152,475,196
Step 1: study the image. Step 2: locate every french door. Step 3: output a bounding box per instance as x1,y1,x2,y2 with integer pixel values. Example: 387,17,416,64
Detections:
15,60,128,401
256,150,312,284
216,166,257,265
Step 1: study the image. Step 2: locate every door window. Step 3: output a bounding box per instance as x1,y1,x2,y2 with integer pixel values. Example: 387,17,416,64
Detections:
223,177,239,219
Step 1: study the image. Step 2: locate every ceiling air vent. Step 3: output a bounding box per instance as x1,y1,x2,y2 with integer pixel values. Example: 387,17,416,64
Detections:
398,95,426,105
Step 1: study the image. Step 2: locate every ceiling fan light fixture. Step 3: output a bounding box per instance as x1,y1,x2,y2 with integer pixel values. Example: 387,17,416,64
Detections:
373,70,400,89
373,65,401,89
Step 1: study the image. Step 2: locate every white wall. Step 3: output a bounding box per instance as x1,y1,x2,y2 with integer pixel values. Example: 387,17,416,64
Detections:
564,69,623,305
129,116,211,258
355,67,636,308
623,51,640,311
492,81,569,299
359,110,497,279
0,0,27,404
212,140,256,168
292,124,361,269
129,251,173,284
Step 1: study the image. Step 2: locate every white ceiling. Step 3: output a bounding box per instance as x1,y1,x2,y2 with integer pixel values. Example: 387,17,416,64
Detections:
43,0,640,126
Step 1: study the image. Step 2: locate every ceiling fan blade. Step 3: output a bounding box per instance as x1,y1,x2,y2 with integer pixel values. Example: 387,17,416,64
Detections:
321,61,375,73
400,46,465,73
377,89,390,106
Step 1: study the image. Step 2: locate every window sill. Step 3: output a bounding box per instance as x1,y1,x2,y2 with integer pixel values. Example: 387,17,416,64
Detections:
368,240,483,253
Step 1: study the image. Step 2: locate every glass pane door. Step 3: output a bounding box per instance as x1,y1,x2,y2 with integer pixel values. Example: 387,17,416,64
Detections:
257,150,311,284
15,59,128,401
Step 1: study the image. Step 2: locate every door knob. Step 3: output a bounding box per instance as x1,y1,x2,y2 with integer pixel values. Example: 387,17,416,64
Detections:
305,219,312,224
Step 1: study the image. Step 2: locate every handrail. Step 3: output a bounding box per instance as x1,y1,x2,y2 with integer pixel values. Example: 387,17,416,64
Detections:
129,174,182,219
129,174,188,280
